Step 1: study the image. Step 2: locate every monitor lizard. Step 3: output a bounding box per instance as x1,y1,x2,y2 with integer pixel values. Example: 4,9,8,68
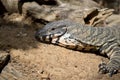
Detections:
35,19,120,77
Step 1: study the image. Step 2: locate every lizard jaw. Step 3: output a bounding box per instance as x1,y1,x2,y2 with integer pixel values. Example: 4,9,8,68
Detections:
35,27,67,43
35,31,66,43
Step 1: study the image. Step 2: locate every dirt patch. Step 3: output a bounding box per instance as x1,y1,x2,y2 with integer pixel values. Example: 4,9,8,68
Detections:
4,43,120,80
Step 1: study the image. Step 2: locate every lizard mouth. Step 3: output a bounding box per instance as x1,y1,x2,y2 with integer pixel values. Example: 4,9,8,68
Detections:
35,29,67,43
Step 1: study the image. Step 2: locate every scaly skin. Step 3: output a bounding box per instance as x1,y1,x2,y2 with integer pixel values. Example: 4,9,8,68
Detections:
35,19,120,77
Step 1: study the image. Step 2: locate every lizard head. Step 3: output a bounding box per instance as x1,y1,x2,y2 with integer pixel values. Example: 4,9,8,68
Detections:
35,20,72,43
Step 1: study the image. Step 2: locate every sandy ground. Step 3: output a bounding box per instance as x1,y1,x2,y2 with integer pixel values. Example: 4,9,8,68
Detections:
0,15,120,80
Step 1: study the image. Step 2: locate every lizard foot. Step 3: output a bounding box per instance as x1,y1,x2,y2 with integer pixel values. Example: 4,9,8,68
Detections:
98,62,118,77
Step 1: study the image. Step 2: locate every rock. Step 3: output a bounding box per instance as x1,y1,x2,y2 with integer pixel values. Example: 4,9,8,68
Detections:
0,64,22,80
0,52,10,73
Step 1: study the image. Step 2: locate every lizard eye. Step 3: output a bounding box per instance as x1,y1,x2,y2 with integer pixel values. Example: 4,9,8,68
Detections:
51,28,55,30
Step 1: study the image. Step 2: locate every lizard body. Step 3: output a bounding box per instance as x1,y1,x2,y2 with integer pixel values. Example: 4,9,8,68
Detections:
35,19,120,76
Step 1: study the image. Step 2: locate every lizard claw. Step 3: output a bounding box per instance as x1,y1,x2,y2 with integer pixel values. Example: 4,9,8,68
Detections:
98,62,108,74
108,69,117,77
